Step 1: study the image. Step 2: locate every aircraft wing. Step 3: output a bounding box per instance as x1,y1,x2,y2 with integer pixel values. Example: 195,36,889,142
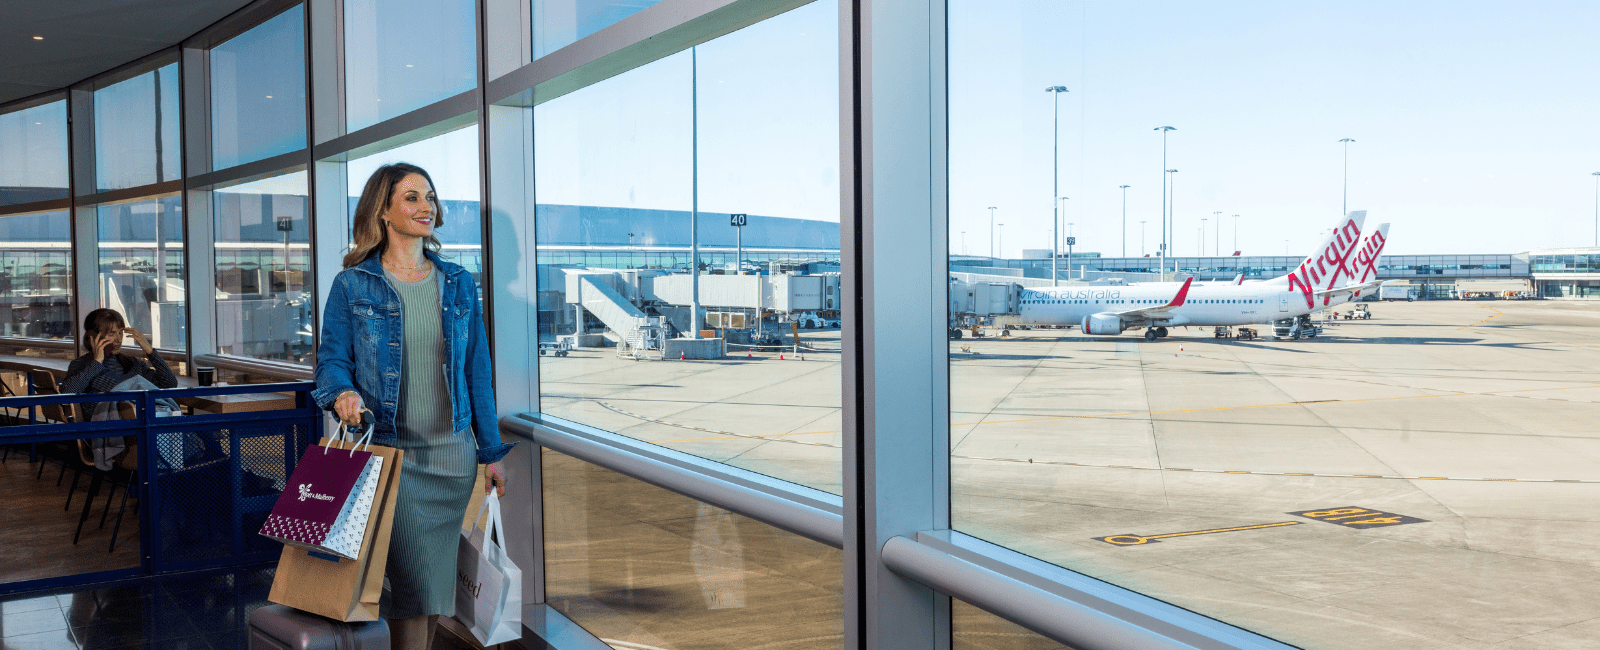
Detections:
1114,277,1194,322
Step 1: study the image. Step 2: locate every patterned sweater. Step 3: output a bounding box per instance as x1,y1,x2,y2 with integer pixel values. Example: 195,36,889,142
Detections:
60,351,179,420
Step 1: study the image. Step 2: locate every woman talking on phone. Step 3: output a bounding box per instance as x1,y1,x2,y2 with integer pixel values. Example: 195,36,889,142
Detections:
313,162,514,650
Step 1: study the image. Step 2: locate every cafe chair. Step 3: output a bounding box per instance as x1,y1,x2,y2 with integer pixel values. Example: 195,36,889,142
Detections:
72,438,138,553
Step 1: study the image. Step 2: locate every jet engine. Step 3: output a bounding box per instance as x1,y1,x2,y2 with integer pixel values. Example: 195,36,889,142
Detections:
1080,313,1125,335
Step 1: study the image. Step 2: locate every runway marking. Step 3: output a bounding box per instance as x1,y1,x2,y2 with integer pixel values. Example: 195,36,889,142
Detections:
1095,521,1302,546
599,402,1600,484
1289,506,1428,529
1459,303,1506,329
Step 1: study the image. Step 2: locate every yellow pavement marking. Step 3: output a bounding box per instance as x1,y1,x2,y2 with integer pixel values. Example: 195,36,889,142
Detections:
1459,303,1505,329
1097,521,1302,546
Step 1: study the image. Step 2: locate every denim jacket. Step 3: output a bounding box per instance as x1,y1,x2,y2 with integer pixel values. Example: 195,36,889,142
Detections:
312,250,516,464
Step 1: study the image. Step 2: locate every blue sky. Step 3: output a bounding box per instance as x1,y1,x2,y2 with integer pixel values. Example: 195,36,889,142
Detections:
950,0,1600,256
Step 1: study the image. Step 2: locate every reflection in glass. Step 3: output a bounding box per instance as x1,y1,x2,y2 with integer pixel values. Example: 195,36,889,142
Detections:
213,172,313,364
531,0,663,59
543,448,842,648
948,3,1600,648
953,600,1067,650
343,0,476,131
97,196,185,351
210,5,307,170
94,63,181,191
345,126,482,282
0,100,69,206
533,0,842,494
0,211,73,340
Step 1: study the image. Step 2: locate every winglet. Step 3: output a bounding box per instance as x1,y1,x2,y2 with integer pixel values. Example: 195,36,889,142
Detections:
1167,277,1195,307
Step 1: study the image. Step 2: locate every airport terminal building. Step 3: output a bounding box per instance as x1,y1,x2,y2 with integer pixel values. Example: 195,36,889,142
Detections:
5,2,1600,650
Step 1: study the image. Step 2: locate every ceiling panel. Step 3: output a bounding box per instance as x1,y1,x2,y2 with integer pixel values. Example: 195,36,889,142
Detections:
0,0,257,106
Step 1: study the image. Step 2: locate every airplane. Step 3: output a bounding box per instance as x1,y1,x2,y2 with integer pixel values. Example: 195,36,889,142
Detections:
1320,222,1391,310
1009,212,1370,341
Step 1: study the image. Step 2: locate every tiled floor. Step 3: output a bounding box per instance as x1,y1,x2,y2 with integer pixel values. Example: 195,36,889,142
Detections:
0,563,276,650
0,563,486,650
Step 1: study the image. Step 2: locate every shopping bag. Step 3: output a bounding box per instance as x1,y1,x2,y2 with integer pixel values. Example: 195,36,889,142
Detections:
454,491,522,645
259,425,382,559
268,423,403,622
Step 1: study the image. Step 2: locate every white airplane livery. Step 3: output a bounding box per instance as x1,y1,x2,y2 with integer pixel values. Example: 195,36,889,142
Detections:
1012,212,1376,341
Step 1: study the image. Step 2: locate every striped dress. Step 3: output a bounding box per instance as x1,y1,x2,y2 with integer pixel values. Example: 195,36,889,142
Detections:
380,266,478,619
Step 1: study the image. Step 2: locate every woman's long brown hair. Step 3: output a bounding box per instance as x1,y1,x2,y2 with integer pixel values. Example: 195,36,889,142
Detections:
344,162,445,268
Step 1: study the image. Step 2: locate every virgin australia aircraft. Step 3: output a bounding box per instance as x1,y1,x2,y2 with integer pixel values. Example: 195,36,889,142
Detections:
1012,212,1369,341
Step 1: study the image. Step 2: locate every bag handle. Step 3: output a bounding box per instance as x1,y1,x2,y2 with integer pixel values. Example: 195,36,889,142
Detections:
324,409,374,456
471,490,504,547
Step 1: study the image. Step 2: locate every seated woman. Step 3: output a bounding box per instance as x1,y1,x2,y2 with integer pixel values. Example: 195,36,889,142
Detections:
61,308,179,421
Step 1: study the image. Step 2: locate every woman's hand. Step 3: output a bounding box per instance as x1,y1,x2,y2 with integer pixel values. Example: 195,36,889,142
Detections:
334,390,366,427
484,462,507,496
124,327,154,355
90,330,114,363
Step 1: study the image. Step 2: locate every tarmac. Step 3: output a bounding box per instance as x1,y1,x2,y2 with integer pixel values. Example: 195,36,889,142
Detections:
538,299,1600,649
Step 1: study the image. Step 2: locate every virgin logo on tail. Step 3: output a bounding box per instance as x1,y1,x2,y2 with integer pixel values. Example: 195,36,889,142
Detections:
1349,224,1390,285
1286,213,1365,309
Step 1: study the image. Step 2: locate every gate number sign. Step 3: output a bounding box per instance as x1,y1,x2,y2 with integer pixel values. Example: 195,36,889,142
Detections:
730,213,747,227
1288,506,1428,529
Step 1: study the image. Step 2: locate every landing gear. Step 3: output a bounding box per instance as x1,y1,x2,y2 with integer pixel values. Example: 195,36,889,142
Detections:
1156,326,1169,338
948,328,964,340
1144,329,1158,341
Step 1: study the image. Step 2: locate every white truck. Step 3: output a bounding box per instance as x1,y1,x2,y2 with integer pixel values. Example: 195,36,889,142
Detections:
1379,285,1414,302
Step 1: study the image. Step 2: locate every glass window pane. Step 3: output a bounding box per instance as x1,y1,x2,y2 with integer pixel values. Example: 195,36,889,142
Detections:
949,2,1600,648
953,600,1067,649
532,0,663,59
213,172,313,363
94,63,181,191
345,126,482,282
97,196,185,351
343,0,477,132
543,448,842,647
0,100,69,206
0,210,73,340
534,0,842,494
210,5,308,170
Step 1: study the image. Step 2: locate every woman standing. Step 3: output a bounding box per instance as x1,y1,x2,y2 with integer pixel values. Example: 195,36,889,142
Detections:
313,162,515,650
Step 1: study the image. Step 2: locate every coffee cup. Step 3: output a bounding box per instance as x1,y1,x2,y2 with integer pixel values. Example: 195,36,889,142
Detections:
196,367,215,386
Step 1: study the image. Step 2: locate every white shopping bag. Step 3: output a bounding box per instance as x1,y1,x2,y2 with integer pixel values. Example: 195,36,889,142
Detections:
455,491,522,646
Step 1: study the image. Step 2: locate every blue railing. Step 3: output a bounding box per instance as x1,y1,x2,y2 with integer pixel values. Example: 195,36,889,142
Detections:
0,382,323,595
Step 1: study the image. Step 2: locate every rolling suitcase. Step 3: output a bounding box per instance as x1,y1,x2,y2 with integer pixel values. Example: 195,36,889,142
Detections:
248,604,390,650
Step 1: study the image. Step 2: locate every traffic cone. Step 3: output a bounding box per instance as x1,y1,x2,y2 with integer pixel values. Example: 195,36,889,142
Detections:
1179,344,1184,352
680,351,686,360
780,353,785,360
747,350,753,358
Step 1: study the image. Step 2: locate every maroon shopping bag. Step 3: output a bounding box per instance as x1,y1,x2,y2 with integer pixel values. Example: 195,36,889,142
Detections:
259,443,374,554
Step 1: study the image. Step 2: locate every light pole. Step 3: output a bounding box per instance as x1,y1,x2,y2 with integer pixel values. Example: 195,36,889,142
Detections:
1155,126,1176,279
1167,168,1179,274
1048,86,1069,286
1119,184,1131,258
1232,214,1239,255
1140,220,1147,257
1212,211,1221,257
1058,197,1069,279
690,46,701,338
1066,221,1075,280
1340,138,1356,217
998,223,1005,259
987,206,998,258
1200,218,1207,258
1592,172,1600,247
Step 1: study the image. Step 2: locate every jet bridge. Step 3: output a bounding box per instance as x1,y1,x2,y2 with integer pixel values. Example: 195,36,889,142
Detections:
567,273,656,347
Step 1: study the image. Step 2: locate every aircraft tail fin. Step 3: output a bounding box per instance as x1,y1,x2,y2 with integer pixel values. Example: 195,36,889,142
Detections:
1347,222,1390,285
1166,277,1195,307
1233,274,1245,285
1281,211,1366,309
